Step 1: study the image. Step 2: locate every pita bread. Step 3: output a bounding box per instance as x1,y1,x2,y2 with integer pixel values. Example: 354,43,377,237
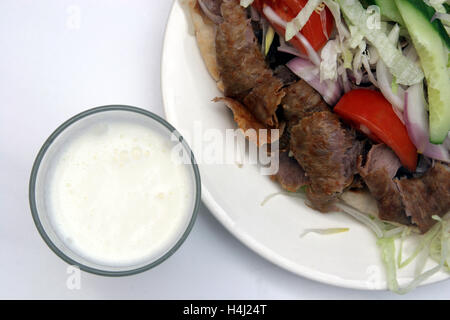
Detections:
186,0,223,91
214,97,281,146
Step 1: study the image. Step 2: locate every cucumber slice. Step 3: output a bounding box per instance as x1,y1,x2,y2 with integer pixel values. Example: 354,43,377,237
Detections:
398,0,450,49
395,0,450,143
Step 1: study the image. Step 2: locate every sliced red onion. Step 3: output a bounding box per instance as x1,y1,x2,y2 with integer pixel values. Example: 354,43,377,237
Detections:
262,5,286,28
347,69,372,85
198,0,223,24
340,69,351,93
392,105,406,126
277,36,309,58
295,32,322,66
376,59,405,121
277,44,308,58
287,57,342,106
404,84,450,163
263,6,321,66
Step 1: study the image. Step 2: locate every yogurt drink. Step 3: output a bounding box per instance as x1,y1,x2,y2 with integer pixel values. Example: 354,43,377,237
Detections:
46,118,195,268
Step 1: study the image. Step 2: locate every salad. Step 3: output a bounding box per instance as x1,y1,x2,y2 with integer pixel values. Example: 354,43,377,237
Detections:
188,0,450,293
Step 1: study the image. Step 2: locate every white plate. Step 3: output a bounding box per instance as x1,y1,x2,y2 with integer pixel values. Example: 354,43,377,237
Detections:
161,0,449,290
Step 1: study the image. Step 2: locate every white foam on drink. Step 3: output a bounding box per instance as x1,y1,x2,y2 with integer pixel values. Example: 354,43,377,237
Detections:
47,120,193,267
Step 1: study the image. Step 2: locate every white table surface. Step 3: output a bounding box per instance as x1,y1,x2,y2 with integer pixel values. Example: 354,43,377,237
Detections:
1,0,449,300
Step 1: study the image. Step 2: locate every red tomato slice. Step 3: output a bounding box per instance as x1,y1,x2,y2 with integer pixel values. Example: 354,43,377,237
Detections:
253,0,334,54
334,89,418,172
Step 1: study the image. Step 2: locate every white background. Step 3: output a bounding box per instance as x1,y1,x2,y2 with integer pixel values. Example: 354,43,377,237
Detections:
0,0,449,299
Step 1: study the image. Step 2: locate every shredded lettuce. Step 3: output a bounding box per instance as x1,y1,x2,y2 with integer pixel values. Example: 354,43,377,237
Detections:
339,198,449,294
301,228,350,237
382,226,405,238
320,39,341,81
432,11,450,26
396,227,412,266
430,216,450,270
342,47,353,69
266,195,449,294
336,202,384,238
377,215,449,294
424,0,447,13
324,0,351,41
388,23,401,44
391,75,399,94
286,0,323,41
398,222,441,269
336,0,424,85
348,25,365,49
378,237,400,292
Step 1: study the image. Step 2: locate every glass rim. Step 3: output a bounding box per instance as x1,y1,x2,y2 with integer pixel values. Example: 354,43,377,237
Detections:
28,105,201,277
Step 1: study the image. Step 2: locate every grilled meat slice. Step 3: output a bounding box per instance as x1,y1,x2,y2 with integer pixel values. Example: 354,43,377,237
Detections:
216,0,284,126
358,145,449,231
198,0,223,18
277,79,329,153
282,80,329,127
273,65,298,87
242,74,285,127
396,163,450,233
358,144,410,225
273,152,308,192
290,111,362,211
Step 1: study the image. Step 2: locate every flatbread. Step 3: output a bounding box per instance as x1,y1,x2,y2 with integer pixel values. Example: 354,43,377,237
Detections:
340,190,379,218
214,97,280,146
186,0,223,91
